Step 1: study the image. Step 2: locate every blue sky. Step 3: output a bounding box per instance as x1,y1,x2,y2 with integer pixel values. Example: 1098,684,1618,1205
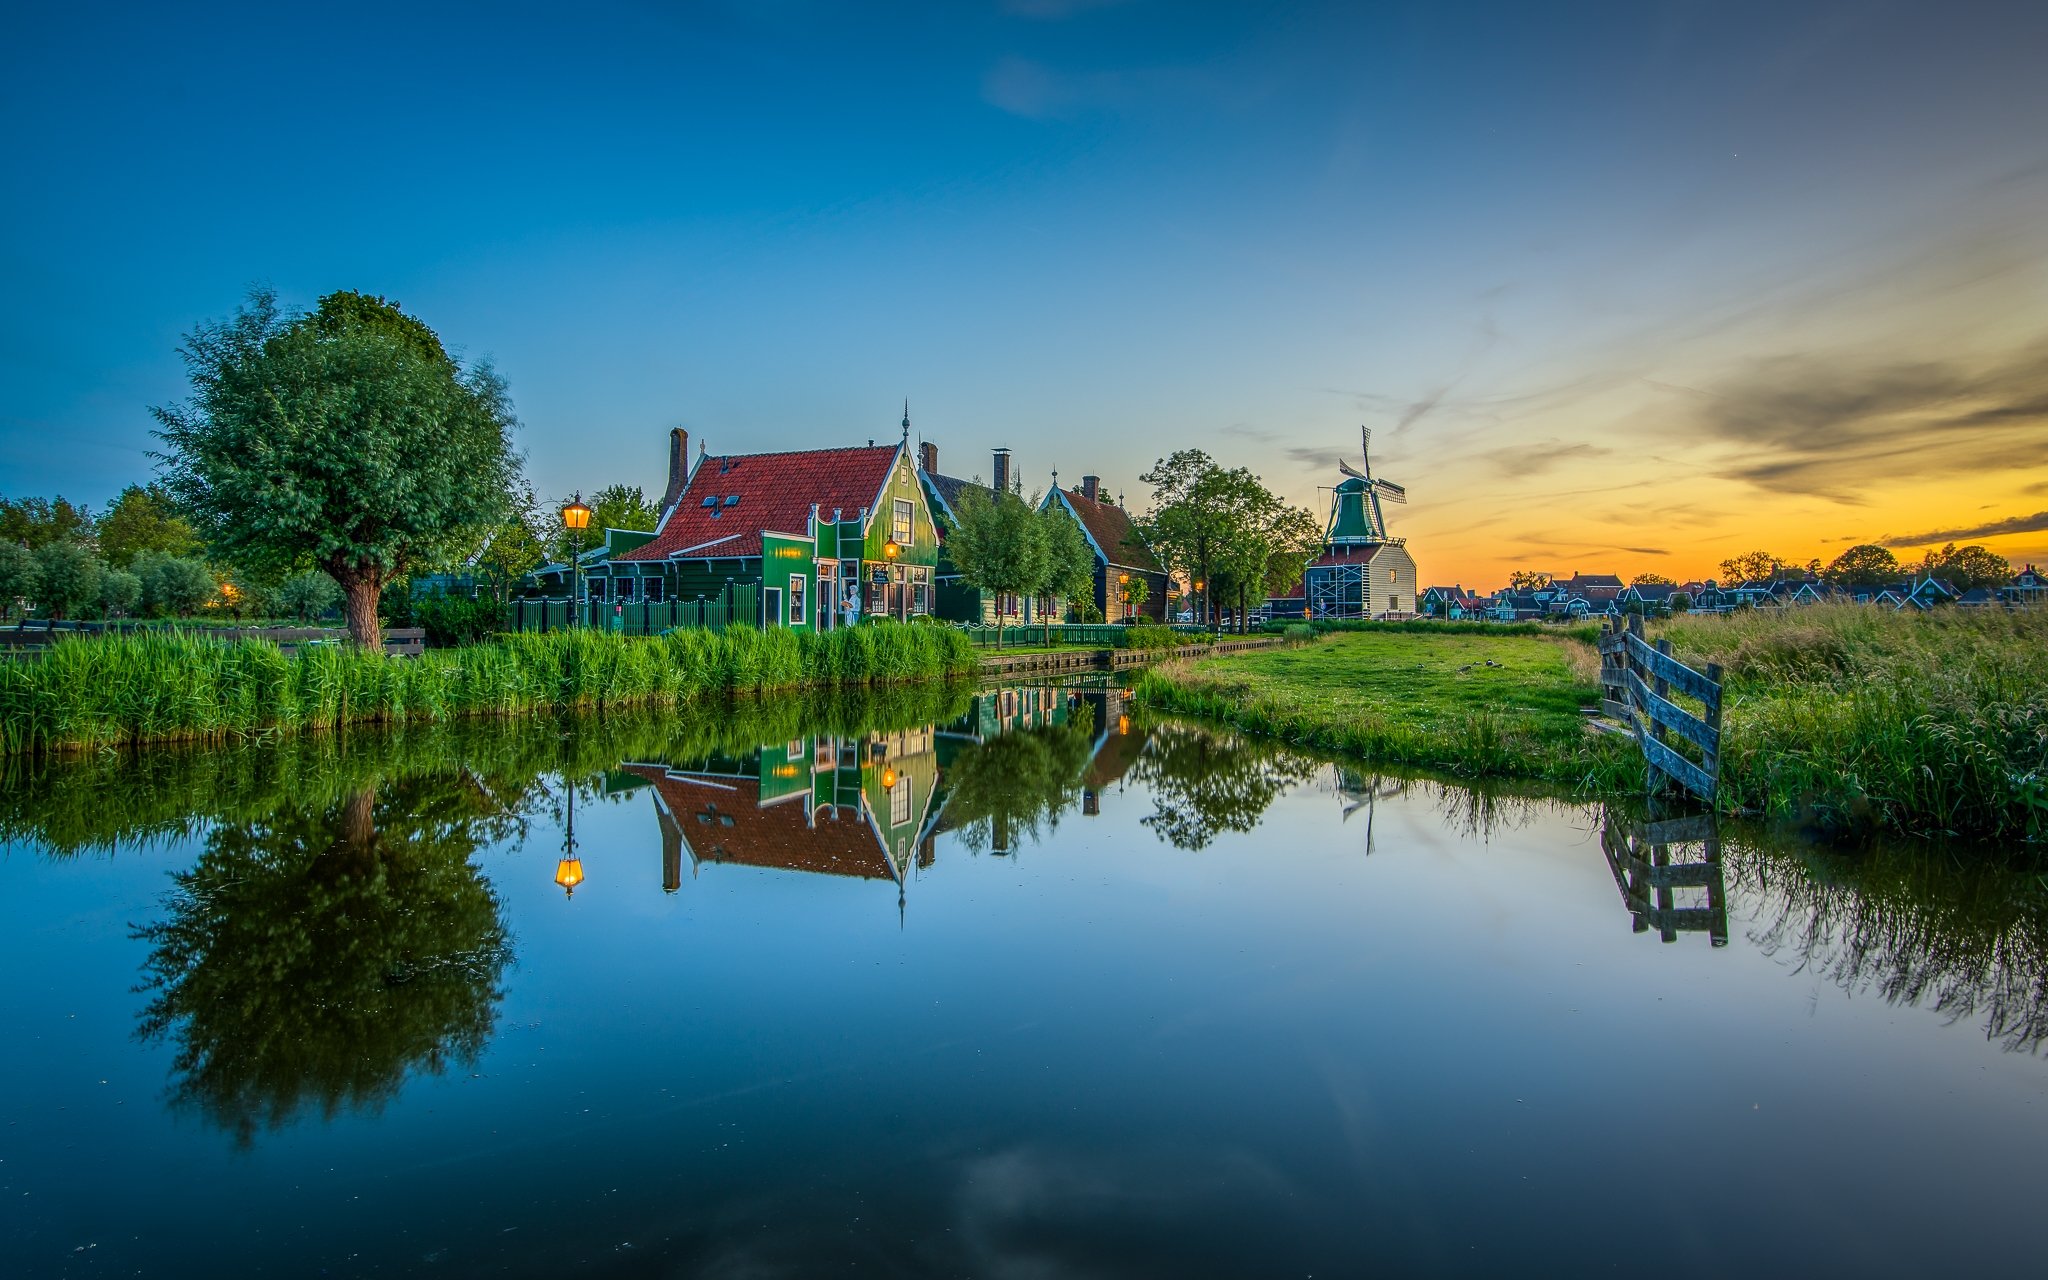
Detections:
4,0,2045,582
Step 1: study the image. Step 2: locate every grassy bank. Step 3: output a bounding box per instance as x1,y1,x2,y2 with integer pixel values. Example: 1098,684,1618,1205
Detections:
1133,630,1638,791
1655,605,2047,841
0,622,978,754
1140,607,2048,841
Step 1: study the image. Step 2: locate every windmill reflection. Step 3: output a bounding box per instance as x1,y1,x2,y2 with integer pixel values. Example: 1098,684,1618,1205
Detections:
1598,805,1729,946
1334,767,1408,854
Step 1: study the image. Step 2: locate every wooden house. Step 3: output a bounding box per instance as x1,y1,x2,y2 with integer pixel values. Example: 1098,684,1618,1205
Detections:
1042,475,1169,622
916,440,1069,625
586,424,942,629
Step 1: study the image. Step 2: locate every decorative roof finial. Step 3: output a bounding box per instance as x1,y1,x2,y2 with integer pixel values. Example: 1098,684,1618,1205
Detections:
902,398,911,442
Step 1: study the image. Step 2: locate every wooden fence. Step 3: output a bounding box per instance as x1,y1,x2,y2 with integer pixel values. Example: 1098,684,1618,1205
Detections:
1597,614,1723,804
507,586,761,636
1599,805,1728,946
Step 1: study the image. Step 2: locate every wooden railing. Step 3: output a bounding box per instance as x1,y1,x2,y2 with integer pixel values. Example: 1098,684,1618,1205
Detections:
1597,614,1723,804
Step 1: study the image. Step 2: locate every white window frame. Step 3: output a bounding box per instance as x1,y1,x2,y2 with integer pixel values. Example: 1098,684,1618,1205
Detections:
788,572,806,625
893,499,913,546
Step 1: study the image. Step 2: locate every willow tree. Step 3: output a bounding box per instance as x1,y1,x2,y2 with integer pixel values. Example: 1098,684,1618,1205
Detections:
153,289,519,646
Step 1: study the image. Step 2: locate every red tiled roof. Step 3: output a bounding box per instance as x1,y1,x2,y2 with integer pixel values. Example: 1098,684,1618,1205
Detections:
1306,545,1385,569
623,765,897,880
1057,488,1161,572
616,445,901,561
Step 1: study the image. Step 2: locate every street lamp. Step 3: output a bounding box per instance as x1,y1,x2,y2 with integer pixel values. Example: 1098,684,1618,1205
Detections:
554,783,584,899
562,493,591,625
1194,579,1206,628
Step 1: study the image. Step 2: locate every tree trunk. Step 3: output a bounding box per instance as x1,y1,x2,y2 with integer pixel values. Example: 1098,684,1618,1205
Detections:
339,573,384,649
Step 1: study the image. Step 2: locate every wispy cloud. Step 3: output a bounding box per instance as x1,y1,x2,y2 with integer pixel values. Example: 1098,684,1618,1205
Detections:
1687,338,2048,501
1882,510,2048,548
1473,440,1611,478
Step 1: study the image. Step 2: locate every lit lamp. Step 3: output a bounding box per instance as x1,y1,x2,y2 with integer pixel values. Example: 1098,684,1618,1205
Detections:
883,539,901,560
562,493,592,626
881,765,899,790
554,781,584,899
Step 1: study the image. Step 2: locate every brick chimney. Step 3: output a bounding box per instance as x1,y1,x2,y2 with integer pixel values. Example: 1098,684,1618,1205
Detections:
662,428,689,510
919,441,938,474
993,448,1012,494
1081,474,1100,503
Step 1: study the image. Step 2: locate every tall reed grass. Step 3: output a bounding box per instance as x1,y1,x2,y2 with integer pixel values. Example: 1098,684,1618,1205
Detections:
0,622,979,755
1656,605,2048,841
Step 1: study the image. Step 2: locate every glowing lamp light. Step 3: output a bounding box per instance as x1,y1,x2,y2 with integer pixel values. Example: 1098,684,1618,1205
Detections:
1118,572,1129,585
883,539,901,560
1194,580,1204,592
880,765,899,789
1117,714,1129,736
554,855,585,899
561,493,592,531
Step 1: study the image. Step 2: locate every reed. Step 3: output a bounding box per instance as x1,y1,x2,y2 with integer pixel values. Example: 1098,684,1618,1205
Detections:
0,622,980,755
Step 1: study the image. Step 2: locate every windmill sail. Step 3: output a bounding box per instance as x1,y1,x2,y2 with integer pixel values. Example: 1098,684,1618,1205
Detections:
1373,479,1407,504
1337,459,1368,481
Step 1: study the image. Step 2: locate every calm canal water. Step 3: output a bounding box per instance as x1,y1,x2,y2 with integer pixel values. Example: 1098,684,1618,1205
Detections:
1,679,2044,1278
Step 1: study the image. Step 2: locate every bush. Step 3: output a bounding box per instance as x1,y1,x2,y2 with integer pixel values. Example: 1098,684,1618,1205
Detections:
413,593,502,647
100,569,142,618
1282,623,1313,642
134,552,217,617
1117,623,1186,651
277,571,343,623
34,542,102,619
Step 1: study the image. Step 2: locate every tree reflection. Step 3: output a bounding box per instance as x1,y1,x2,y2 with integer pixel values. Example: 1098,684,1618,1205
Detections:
133,772,513,1146
940,703,1097,854
1129,721,1319,851
1723,834,2048,1053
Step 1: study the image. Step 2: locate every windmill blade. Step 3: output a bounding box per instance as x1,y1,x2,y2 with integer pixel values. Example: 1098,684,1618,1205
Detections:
1337,459,1368,481
1373,479,1408,504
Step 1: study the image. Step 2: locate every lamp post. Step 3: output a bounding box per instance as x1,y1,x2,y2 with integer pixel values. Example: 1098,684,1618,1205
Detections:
1194,579,1206,629
883,539,902,620
555,782,584,899
1118,572,1130,624
562,492,591,626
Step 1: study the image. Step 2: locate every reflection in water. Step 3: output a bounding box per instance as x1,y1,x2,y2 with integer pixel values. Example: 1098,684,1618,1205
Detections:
1127,720,1320,851
1599,806,1730,946
132,774,514,1147
3,675,2045,1162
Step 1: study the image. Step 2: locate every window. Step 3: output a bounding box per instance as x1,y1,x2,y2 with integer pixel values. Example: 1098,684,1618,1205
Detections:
912,566,931,615
788,573,806,625
893,499,913,546
890,773,912,825
764,586,783,626
618,576,638,600
646,578,664,602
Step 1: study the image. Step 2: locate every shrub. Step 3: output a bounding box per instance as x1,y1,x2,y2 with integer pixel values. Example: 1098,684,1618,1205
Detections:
134,553,217,617
34,542,102,619
1117,623,1186,651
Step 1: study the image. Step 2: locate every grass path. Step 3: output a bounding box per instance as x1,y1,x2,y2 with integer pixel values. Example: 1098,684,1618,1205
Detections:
1133,631,1636,791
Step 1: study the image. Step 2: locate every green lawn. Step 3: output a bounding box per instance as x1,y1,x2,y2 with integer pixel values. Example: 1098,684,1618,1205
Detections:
1134,631,1633,788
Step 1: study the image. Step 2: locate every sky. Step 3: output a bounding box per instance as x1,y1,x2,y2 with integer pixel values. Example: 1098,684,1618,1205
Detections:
3,0,2045,587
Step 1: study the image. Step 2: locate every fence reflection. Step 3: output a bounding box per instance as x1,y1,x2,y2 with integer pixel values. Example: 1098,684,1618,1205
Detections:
1599,805,1729,946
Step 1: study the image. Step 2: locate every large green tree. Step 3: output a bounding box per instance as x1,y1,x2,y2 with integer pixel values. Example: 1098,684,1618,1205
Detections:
1918,542,2013,592
153,289,519,647
1142,451,1313,632
1823,543,1901,588
474,481,548,604
1038,501,1096,616
0,542,39,620
948,486,1048,644
96,484,202,568
1719,549,1786,584
133,551,217,617
0,496,95,550
34,541,102,620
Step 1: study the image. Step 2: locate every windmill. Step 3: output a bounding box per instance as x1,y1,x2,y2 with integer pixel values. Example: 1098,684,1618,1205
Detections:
1334,427,1406,540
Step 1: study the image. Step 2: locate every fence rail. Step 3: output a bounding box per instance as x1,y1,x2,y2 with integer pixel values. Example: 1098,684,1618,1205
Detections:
507,586,761,636
1597,614,1723,804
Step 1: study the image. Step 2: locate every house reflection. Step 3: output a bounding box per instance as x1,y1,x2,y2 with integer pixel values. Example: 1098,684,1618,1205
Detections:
606,679,1145,905
619,723,941,897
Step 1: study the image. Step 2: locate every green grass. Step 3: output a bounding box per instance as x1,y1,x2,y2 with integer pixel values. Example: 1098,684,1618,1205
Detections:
1134,630,1636,790
1652,605,2048,841
1142,608,2048,842
0,622,979,755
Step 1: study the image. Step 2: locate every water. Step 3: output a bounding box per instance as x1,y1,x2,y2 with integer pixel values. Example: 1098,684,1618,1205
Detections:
1,680,2044,1277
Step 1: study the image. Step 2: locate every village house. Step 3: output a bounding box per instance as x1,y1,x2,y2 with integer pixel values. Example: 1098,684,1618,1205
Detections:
565,423,942,631
1042,475,1169,623
916,440,1072,625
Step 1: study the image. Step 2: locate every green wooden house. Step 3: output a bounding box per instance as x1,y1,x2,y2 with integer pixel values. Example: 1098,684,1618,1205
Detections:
571,426,941,630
